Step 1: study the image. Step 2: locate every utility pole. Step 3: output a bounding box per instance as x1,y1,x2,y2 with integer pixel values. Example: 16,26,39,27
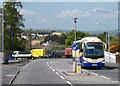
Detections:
1,2,7,64
29,29,32,50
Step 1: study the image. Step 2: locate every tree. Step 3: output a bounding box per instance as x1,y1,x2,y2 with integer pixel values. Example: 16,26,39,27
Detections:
65,30,91,46
4,2,25,50
97,33,106,43
44,34,67,45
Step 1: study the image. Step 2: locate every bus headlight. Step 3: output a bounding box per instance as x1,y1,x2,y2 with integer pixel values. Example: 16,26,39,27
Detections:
84,61,87,63
101,61,105,63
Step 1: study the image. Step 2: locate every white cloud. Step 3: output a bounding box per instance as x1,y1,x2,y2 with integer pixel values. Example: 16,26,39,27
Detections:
58,9,90,19
20,9,36,16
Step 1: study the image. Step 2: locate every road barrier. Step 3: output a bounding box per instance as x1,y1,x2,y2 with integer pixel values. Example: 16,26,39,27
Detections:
105,51,120,63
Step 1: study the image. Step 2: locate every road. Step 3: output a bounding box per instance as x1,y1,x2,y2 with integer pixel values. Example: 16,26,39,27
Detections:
12,58,119,85
86,63,119,82
13,59,69,84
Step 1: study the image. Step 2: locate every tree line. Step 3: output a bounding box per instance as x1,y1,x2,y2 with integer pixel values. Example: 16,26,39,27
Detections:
4,2,26,51
44,30,119,53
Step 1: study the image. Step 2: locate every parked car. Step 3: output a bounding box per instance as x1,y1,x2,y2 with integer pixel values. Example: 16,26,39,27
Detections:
48,52,62,58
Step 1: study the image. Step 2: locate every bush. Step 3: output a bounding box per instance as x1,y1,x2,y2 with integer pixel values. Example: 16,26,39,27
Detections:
110,42,118,53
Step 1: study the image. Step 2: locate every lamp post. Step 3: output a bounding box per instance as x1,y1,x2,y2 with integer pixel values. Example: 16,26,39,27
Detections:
74,18,77,44
97,23,108,46
95,9,111,62
73,18,78,72
97,22,111,62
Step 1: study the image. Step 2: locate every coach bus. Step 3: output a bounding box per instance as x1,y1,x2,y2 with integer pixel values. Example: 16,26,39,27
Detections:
72,37,106,68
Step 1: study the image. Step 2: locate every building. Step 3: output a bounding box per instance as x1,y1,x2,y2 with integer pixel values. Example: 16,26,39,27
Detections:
52,32,66,36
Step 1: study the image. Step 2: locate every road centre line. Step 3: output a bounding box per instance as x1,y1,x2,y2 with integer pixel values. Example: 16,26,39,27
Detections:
66,81,72,85
47,62,50,66
55,72,59,75
47,62,73,86
91,72,98,76
52,69,55,72
60,75,65,80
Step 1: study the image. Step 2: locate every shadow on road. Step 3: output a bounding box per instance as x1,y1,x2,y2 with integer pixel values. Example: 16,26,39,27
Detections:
83,66,118,70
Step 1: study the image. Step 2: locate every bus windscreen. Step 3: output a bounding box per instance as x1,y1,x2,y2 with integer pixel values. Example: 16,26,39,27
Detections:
84,42,104,59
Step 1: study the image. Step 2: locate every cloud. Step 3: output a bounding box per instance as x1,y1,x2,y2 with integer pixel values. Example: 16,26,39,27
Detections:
20,9,36,16
58,9,90,19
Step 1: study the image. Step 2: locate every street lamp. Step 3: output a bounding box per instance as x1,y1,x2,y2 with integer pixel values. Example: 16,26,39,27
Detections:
97,22,111,62
74,18,77,45
73,18,78,72
95,9,111,63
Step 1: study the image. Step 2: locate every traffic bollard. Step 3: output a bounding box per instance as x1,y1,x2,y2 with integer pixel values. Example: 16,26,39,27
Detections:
76,61,81,73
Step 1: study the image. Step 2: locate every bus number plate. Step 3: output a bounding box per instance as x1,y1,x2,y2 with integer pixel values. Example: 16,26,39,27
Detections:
92,64,97,66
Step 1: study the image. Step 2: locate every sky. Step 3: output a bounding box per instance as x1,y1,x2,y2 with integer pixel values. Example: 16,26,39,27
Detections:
0,1,119,31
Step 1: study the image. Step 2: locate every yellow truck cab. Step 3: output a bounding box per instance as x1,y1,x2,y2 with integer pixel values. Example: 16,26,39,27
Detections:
30,49,46,58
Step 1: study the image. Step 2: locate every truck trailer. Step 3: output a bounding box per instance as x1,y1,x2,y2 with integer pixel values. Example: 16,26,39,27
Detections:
30,48,46,58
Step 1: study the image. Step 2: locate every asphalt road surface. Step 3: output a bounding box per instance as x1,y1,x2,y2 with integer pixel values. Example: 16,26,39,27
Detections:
13,59,69,85
12,58,119,85
85,63,119,82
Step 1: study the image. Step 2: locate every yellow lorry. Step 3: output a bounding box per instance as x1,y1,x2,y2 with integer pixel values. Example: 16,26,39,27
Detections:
30,49,46,58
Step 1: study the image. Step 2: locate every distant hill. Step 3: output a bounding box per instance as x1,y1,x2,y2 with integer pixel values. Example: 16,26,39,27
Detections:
22,28,118,36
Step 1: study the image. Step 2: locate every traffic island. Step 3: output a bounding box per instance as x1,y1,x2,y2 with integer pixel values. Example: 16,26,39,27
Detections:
63,70,90,76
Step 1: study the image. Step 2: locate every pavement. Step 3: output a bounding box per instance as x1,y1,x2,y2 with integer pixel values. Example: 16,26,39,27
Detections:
1,59,30,86
105,62,119,68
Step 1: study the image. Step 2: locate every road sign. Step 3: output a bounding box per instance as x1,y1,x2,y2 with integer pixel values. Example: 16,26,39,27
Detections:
72,44,78,50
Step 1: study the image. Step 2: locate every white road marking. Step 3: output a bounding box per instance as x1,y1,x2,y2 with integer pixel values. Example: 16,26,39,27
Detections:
91,72,98,76
52,69,55,72
47,62,50,66
60,75,65,80
66,81,72,85
112,81,119,83
6,75,15,77
47,61,73,86
101,75,110,80
55,72,59,75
